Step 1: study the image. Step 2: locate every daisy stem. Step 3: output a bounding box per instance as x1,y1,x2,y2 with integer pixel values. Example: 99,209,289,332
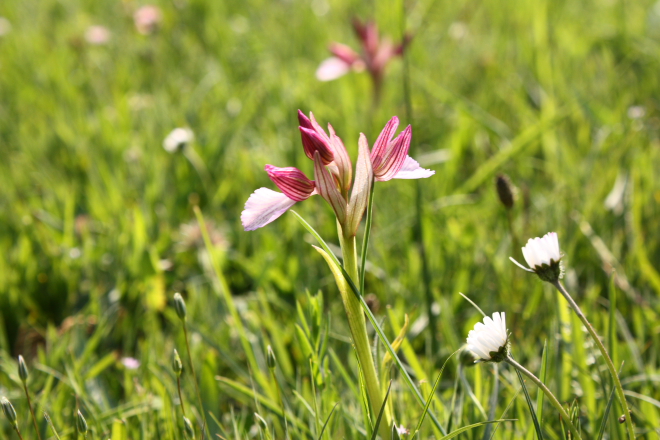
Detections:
177,376,186,417
505,356,582,439
552,280,634,439
340,232,390,439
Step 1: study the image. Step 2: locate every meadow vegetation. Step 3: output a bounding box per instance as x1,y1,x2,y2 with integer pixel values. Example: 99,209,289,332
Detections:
0,0,659,438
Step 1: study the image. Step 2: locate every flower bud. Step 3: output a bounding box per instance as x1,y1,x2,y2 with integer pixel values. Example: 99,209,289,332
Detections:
266,345,276,370
173,293,187,321
172,349,183,376
76,410,88,435
495,174,516,209
17,355,28,383
1,397,17,426
183,416,195,439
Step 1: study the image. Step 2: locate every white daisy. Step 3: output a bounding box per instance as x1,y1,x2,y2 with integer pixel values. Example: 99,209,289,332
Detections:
466,312,509,363
510,232,562,282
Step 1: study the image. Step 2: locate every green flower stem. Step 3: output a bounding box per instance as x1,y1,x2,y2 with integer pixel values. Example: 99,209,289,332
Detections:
339,233,390,439
13,425,24,440
23,383,42,440
177,376,186,417
552,280,635,439
505,356,582,440
183,323,208,440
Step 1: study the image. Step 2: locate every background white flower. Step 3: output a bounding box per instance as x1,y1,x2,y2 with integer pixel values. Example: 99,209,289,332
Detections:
163,128,194,153
466,312,508,362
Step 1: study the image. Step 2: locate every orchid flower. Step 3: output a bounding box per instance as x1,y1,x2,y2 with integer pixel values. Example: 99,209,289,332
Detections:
241,111,433,232
316,18,411,96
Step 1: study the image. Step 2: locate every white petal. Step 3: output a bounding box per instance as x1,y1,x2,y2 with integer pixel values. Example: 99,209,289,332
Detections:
547,232,560,260
241,188,296,231
465,312,508,361
316,57,351,81
392,156,435,179
522,240,535,267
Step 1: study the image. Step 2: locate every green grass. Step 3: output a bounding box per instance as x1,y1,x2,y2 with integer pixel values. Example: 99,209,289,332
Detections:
0,0,659,438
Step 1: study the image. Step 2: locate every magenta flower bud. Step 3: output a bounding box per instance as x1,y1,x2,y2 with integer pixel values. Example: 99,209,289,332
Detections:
299,127,334,165
297,109,313,130
265,165,315,202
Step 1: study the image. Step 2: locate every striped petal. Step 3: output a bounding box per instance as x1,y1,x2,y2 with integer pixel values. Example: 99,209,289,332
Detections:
265,165,315,202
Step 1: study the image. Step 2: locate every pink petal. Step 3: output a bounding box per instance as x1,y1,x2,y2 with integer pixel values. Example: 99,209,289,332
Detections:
392,156,435,179
374,125,412,181
370,116,399,169
241,188,297,231
313,151,346,224
316,57,351,81
345,133,374,236
265,165,315,202
327,123,353,191
329,43,361,65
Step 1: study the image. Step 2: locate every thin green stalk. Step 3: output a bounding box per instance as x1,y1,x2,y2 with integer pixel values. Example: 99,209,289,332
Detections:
505,357,582,440
359,179,375,297
183,323,208,440
269,370,289,440
177,376,187,417
23,383,42,440
12,425,24,440
43,413,61,440
339,233,390,439
552,280,635,439
401,0,437,356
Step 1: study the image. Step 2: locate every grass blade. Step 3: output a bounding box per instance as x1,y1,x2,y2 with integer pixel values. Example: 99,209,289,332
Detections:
370,381,393,440
536,341,549,424
413,349,461,436
317,403,339,440
512,358,544,440
596,383,617,440
440,420,516,440
359,180,375,296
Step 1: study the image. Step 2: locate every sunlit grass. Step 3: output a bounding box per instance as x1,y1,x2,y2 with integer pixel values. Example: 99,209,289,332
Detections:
0,0,659,438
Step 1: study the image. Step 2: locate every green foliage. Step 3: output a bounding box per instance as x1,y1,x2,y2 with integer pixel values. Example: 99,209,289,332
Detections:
0,0,659,438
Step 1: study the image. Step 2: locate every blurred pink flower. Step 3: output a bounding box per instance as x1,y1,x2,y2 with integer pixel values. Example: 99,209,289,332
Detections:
134,5,162,35
85,25,111,45
121,357,141,370
316,18,410,90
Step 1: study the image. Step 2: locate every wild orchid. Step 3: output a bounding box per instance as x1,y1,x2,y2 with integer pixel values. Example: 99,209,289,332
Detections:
241,110,433,233
242,110,433,437
316,19,411,102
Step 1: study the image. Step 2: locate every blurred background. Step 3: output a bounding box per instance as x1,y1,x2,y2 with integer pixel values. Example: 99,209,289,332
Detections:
0,0,659,438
